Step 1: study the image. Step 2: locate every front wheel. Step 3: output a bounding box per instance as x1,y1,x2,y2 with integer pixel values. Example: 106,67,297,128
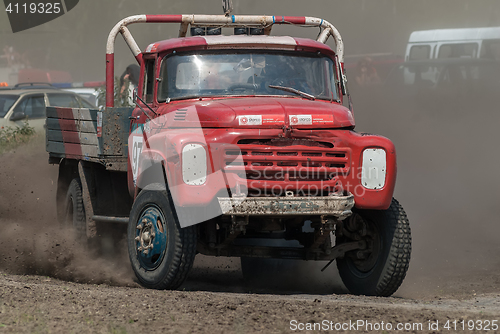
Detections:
127,186,197,289
336,198,411,296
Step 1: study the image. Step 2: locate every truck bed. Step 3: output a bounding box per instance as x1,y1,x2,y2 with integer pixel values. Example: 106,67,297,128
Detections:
46,106,133,171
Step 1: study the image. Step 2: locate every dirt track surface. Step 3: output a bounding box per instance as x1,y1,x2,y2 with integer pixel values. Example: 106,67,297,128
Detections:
1,88,500,333
0,271,499,334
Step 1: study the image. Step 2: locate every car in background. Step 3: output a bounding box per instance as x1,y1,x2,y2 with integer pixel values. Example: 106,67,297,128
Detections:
52,81,105,108
0,83,94,132
61,87,100,107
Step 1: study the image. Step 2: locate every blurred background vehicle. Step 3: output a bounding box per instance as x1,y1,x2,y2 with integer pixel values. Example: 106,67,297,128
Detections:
52,81,105,108
405,26,500,62
0,83,94,132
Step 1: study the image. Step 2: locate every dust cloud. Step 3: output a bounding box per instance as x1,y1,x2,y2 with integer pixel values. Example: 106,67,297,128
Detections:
0,141,136,287
0,1,499,296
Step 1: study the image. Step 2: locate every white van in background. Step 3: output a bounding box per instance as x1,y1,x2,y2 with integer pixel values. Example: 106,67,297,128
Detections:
405,26,500,61
403,27,500,86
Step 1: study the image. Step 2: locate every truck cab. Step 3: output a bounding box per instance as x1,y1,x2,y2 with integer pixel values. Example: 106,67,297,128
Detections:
47,13,411,296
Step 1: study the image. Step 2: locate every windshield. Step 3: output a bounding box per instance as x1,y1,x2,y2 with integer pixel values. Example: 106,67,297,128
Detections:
0,94,20,118
158,51,339,102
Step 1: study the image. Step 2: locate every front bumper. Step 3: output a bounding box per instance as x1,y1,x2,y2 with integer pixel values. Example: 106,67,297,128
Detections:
218,193,354,218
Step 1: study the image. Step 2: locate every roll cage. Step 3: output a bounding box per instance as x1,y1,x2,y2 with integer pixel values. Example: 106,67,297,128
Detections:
105,14,347,107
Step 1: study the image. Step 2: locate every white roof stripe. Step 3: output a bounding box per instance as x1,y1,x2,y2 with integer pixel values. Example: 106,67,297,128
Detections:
202,35,297,46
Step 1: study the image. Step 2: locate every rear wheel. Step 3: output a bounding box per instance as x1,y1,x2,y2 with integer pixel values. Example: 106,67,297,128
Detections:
336,198,411,296
64,178,87,240
127,187,197,289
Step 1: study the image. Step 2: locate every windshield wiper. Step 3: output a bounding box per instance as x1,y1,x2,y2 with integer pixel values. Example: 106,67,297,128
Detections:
268,85,315,100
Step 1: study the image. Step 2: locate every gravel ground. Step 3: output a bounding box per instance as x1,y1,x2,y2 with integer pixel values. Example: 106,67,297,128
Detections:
0,270,499,333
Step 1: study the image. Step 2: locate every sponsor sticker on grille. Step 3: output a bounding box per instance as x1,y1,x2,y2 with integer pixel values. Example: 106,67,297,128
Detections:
238,115,284,125
290,115,312,125
289,115,334,125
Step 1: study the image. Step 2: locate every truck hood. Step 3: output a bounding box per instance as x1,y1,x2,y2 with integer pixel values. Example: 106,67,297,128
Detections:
155,97,355,129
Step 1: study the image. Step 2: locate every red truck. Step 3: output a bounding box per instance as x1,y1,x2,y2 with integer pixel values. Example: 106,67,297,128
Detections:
46,12,411,296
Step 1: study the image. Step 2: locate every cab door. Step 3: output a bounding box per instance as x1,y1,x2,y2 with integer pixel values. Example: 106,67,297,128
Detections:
128,55,157,195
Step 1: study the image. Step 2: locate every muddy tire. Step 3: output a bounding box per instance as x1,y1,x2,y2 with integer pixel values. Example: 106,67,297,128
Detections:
336,198,411,296
127,187,197,290
64,179,87,240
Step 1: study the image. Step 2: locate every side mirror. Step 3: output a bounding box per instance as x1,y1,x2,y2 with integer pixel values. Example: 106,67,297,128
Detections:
335,56,348,96
10,111,26,122
340,68,348,96
133,87,138,102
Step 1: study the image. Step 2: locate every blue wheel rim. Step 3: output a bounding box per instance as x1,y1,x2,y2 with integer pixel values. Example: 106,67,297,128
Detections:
135,204,168,271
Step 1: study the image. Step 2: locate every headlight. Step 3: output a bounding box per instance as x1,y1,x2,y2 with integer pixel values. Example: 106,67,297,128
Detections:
182,143,207,185
361,148,386,189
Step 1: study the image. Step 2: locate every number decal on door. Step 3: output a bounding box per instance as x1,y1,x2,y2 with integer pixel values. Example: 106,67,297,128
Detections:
132,136,143,184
